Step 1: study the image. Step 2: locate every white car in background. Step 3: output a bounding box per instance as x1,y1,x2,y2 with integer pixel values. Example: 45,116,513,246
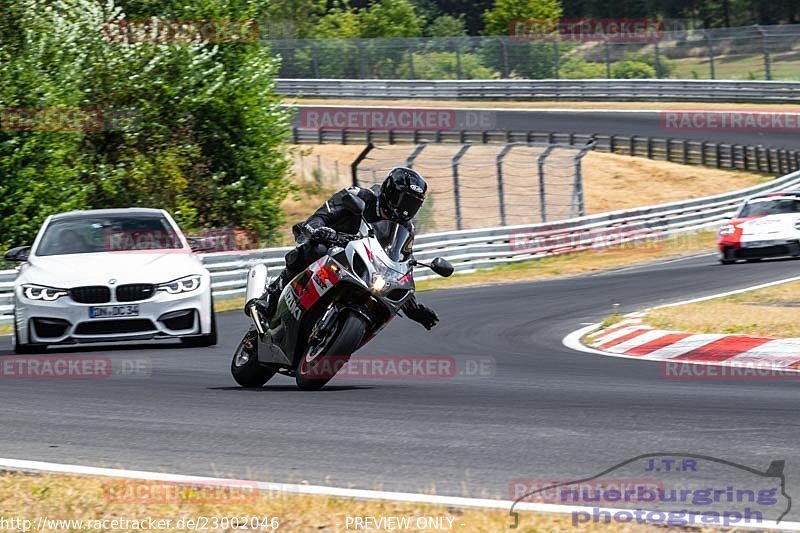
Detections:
4,208,217,353
718,191,800,264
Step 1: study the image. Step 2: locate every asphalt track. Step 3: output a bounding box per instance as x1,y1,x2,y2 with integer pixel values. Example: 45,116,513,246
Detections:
2,253,800,519
293,105,800,150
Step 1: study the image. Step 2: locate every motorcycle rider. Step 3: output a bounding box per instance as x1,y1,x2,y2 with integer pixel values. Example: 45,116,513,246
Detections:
250,167,440,330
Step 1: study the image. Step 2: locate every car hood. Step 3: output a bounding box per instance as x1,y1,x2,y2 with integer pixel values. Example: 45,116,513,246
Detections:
18,252,207,287
731,214,800,236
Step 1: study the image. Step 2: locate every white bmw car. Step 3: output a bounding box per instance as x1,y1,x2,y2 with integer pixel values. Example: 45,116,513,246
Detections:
4,208,217,353
718,191,800,264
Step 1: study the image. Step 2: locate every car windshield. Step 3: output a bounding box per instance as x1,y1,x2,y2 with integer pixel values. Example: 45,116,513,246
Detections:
35,214,183,256
372,220,413,262
739,197,800,217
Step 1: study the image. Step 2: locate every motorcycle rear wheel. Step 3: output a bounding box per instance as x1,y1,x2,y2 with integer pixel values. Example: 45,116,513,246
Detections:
295,311,366,391
231,328,276,388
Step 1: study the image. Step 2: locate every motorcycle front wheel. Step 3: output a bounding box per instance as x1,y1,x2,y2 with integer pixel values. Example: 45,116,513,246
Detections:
231,328,276,388
295,311,366,391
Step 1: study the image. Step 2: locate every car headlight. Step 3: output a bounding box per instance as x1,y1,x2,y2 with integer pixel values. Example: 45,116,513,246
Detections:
22,284,69,301
157,275,202,294
718,224,735,236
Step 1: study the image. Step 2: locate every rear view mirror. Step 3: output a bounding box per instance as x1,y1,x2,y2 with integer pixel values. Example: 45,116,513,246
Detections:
342,192,365,215
430,257,454,277
4,246,31,263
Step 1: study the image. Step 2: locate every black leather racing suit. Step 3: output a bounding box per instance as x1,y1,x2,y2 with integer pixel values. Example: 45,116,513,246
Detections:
267,185,438,329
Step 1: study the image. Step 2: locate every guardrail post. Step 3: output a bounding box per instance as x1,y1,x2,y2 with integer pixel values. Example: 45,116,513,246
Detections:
755,145,763,171
741,145,749,170
715,144,722,168
682,140,689,164
665,138,672,162
350,142,375,187
609,135,616,153
406,143,427,169
705,32,716,79
767,148,774,173
628,136,635,156
496,144,514,226
646,137,653,159
778,149,785,174
700,141,708,166
292,126,298,143
537,146,555,223
451,144,471,230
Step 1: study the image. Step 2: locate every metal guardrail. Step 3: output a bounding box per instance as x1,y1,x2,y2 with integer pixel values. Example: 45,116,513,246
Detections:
293,130,800,175
3,168,800,326
277,79,800,103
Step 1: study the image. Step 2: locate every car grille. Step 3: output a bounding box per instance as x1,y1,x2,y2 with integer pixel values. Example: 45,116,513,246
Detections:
116,284,155,302
74,319,156,335
69,286,111,304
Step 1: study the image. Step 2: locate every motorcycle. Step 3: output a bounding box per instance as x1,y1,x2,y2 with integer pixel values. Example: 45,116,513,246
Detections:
230,191,454,391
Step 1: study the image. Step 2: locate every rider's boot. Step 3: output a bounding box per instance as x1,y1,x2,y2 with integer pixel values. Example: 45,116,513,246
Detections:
248,272,287,326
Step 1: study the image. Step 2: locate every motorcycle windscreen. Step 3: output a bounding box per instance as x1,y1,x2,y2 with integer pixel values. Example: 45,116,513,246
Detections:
372,220,413,262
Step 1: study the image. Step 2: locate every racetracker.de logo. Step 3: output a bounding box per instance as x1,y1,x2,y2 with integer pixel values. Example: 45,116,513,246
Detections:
0,356,148,379
298,108,458,131
662,111,800,132
298,355,494,380
510,18,664,42
661,362,800,381
103,480,258,504
103,19,259,43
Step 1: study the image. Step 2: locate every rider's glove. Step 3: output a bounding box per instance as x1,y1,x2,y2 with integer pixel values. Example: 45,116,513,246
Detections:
404,303,439,330
311,226,338,243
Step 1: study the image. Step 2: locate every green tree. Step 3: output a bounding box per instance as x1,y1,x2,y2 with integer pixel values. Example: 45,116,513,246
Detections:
361,0,425,38
425,14,468,36
483,0,562,36
0,0,292,248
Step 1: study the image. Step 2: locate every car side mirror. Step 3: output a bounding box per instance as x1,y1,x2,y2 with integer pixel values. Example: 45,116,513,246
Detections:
430,257,454,277
4,246,31,263
342,192,365,215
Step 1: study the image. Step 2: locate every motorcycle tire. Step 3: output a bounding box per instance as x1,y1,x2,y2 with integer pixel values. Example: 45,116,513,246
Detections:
231,328,276,388
295,311,366,391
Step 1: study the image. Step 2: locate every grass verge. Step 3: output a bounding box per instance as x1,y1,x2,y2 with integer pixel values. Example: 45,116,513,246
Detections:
0,471,703,532
645,277,800,337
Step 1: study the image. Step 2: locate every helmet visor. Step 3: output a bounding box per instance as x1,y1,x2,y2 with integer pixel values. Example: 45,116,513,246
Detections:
392,192,424,222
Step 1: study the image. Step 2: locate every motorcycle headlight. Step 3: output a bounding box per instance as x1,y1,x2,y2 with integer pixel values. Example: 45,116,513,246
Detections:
22,284,69,301
371,274,387,293
157,275,202,294
718,224,735,236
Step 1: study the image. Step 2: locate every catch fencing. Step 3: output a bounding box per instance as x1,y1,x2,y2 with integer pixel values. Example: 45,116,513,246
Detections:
4,167,800,325
269,24,800,82
351,142,592,232
293,130,800,175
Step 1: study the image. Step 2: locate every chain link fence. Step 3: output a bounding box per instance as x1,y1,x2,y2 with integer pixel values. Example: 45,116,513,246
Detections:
268,24,800,81
352,142,593,233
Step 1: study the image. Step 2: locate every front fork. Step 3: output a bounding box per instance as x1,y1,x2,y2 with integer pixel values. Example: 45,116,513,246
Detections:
247,302,267,337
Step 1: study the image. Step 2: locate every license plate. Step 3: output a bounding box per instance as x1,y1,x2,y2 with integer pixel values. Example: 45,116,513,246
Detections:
89,305,139,319
743,241,775,248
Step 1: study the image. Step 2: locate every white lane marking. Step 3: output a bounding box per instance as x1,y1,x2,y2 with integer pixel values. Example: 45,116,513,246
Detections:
652,275,800,310
637,333,725,360
605,329,673,354
597,253,717,275
0,457,798,531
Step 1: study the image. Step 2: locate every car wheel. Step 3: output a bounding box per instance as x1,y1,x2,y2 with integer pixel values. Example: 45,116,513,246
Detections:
13,319,39,354
181,306,217,347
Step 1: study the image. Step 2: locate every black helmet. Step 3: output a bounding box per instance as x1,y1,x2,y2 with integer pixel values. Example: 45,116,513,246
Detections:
379,167,428,223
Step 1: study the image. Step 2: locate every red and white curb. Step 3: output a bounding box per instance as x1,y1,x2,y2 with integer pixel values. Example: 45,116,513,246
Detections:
563,276,800,375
